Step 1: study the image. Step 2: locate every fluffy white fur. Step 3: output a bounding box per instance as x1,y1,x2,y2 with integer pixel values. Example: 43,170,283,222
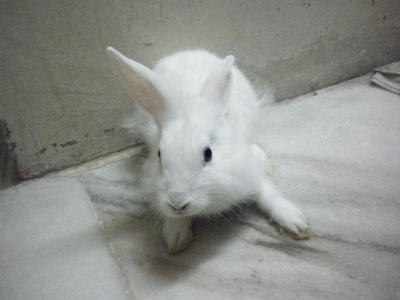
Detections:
107,47,309,253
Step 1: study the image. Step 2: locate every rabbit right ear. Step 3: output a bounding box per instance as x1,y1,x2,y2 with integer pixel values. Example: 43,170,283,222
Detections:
200,55,235,109
106,47,165,123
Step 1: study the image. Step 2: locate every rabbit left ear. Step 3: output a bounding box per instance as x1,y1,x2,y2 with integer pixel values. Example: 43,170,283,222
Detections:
106,47,166,125
200,55,235,108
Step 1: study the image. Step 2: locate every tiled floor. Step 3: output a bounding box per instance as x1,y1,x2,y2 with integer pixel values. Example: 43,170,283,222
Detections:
1,73,400,299
0,178,131,300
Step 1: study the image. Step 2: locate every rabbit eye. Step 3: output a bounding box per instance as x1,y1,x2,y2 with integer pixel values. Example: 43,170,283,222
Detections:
157,150,161,159
203,147,212,163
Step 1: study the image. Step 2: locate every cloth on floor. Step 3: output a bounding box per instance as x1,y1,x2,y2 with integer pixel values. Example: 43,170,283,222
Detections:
371,61,400,94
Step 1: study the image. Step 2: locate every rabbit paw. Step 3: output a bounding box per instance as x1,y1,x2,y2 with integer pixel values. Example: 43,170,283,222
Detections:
269,201,310,240
162,217,193,254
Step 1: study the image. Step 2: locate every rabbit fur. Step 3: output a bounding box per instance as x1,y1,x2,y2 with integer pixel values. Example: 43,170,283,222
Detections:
107,47,309,254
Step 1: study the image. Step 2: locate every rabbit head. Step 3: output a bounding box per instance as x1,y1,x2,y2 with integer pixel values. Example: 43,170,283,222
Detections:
107,47,249,218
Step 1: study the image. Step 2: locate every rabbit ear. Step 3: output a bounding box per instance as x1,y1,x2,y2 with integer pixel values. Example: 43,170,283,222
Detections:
106,47,165,122
200,55,235,107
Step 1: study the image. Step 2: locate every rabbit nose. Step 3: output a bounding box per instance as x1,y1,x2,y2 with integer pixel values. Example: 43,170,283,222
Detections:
167,192,190,211
167,201,189,212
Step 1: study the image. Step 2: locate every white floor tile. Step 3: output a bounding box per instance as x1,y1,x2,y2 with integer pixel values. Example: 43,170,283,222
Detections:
0,178,132,300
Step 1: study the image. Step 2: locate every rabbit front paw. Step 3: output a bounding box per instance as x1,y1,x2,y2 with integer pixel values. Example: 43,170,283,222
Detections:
162,217,193,254
270,201,310,240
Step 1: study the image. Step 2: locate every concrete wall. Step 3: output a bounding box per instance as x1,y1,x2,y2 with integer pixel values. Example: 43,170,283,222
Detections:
1,0,399,179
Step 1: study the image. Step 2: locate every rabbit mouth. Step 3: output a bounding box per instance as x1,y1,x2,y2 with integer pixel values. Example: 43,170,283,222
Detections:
166,203,191,217
162,201,203,218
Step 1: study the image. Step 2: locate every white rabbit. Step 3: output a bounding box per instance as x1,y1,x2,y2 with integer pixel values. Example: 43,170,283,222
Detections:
106,47,309,254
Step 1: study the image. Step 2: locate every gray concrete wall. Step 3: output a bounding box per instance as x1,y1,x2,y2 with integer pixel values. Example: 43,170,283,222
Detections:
1,0,399,179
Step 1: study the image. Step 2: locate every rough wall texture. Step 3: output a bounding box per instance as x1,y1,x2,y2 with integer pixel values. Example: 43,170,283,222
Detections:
0,121,19,188
0,0,399,179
